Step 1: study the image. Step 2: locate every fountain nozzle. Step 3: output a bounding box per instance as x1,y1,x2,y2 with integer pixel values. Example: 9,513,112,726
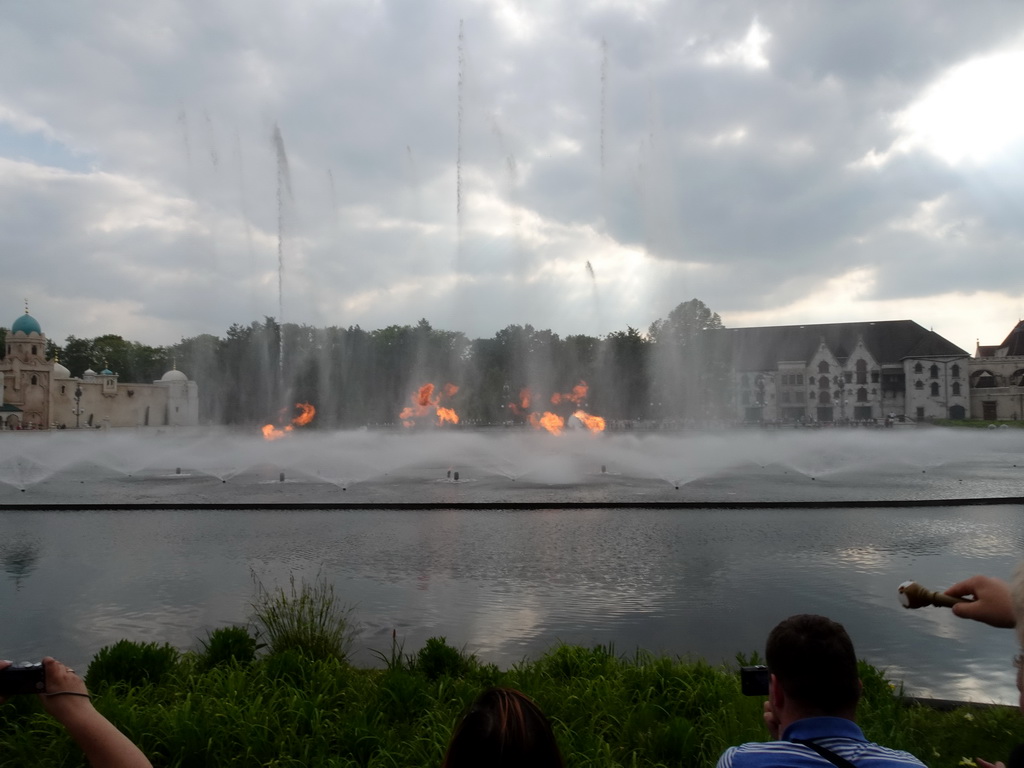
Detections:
898,580,971,609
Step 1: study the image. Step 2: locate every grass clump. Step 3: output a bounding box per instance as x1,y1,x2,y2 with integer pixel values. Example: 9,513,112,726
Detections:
250,572,357,662
414,636,474,680
86,639,180,692
197,625,260,670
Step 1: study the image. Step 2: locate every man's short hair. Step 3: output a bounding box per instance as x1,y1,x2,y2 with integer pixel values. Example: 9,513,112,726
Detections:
766,614,860,714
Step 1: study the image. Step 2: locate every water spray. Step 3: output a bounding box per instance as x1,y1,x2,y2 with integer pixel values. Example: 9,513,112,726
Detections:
456,19,464,267
898,580,972,609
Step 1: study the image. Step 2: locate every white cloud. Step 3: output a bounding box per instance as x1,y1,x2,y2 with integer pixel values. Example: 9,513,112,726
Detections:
702,19,770,70
0,1,1022,352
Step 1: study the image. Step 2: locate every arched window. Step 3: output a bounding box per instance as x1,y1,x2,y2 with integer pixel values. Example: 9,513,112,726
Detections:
930,382,940,396
951,364,960,378
971,370,998,388
856,359,867,384
1012,369,1024,387
30,375,37,386
819,376,829,390
819,392,831,405
809,391,817,401
915,380,924,390
914,362,923,374
856,387,867,402
952,382,961,396
818,361,830,374
930,364,939,379
30,345,37,356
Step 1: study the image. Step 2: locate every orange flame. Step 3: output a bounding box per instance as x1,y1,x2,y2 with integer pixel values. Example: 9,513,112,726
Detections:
261,402,317,440
573,410,606,432
551,381,588,405
508,388,532,416
437,407,459,425
529,411,565,435
522,381,606,436
401,383,460,427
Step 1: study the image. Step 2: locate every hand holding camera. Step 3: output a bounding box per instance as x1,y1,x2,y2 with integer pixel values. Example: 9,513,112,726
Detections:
0,661,46,696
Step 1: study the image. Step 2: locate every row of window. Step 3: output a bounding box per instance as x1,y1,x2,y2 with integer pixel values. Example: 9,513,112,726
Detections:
915,381,962,396
754,362,960,389
913,362,962,378
743,382,963,405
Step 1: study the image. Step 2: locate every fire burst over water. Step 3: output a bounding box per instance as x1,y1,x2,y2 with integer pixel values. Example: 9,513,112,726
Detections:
400,383,460,427
512,381,605,436
261,402,316,440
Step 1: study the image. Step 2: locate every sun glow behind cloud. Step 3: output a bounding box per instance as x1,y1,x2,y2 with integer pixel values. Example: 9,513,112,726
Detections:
890,47,1024,166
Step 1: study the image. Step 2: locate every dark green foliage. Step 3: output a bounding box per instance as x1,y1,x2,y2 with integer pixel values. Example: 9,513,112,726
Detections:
86,639,180,691
197,625,259,670
3,628,1022,768
414,636,473,680
250,573,357,662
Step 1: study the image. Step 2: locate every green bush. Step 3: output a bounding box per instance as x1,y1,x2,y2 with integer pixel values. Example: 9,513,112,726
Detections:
197,625,260,670
414,636,473,680
251,572,357,662
86,639,180,691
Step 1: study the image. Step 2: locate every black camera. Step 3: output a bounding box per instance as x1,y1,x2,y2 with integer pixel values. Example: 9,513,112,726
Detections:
0,662,46,695
740,665,770,696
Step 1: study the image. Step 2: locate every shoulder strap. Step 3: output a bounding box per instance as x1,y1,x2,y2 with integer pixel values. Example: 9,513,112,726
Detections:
790,739,857,768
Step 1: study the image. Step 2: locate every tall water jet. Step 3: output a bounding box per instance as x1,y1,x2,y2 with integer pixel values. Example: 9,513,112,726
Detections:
272,122,293,401
456,19,465,269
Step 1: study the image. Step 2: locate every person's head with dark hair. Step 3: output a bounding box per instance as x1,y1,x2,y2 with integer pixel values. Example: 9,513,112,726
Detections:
766,614,861,719
442,687,564,768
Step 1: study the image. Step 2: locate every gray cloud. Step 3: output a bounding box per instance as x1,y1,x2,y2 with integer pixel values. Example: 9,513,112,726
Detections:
0,0,1023,353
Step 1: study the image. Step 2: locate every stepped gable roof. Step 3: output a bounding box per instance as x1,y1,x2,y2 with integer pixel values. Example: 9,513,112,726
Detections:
709,320,968,371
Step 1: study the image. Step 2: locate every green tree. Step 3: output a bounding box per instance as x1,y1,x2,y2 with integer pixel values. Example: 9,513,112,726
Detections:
648,299,726,423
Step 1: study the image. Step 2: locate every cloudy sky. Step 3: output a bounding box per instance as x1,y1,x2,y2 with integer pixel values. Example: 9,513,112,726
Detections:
3,1,1024,354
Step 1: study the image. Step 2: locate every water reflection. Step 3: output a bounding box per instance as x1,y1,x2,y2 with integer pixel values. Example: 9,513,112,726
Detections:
0,505,1021,704
1,539,40,589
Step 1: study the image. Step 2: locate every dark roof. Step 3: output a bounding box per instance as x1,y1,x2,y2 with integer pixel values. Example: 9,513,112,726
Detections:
0,404,22,412
997,320,1024,356
706,320,969,372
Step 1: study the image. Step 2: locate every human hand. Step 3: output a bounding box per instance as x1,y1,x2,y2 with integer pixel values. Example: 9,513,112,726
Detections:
38,657,152,767
944,576,1016,628
763,699,781,740
38,657,94,725
975,758,1005,768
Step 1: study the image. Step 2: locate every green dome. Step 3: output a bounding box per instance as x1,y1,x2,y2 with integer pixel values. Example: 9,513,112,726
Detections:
11,312,41,336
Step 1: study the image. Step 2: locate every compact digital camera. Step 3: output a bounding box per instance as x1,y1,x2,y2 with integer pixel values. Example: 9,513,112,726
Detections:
0,662,46,695
740,665,770,696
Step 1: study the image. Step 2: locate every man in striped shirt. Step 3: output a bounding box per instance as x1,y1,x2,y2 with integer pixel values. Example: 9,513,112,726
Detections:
717,615,926,768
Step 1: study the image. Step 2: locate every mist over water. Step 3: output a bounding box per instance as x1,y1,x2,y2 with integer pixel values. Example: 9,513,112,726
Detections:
0,426,1019,504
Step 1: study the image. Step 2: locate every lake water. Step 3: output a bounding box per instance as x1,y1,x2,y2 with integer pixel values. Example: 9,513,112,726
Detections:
2,502,1022,704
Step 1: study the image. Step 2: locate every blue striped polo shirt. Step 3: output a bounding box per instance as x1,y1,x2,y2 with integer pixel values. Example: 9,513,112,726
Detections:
717,717,927,768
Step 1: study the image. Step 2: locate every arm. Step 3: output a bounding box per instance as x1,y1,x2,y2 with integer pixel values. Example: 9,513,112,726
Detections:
38,657,152,768
944,576,1016,628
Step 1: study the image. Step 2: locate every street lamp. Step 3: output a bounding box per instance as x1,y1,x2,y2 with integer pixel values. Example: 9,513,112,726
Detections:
74,384,82,429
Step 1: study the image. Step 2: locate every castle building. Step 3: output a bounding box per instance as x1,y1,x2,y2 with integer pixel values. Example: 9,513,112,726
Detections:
971,320,1024,421
0,310,198,430
709,320,970,423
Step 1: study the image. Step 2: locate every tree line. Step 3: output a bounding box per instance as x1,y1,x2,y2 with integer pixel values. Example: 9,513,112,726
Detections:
6,299,728,428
